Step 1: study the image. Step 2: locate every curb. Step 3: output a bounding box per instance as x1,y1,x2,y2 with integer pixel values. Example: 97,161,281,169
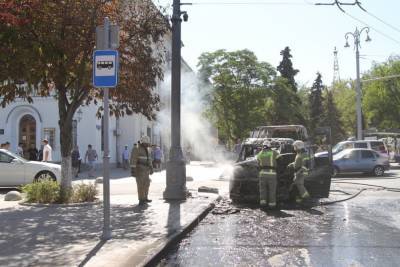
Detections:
141,195,222,267
19,200,101,208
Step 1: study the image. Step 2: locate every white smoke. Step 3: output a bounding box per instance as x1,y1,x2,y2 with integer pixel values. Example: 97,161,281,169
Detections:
158,71,235,164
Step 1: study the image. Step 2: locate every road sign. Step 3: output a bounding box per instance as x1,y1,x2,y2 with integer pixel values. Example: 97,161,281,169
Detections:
93,50,118,88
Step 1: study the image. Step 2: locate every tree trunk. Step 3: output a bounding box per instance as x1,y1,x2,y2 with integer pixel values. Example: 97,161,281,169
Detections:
58,102,74,202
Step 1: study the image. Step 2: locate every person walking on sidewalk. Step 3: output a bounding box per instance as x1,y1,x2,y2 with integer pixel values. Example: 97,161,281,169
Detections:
122,145,130,170
130,136,153,205
71,146,80,178
85,144,98,178
42,139,52,162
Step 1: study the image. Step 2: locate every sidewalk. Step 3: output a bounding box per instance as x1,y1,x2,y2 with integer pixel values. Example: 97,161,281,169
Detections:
0,163,229,267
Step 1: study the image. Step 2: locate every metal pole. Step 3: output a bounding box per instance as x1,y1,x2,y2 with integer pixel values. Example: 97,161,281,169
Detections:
164,0,187,200
355,33,363,140
102,17,111,240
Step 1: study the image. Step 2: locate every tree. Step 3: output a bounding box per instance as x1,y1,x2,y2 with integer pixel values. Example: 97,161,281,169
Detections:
0,0,168,201
363,56,400,130
331,80,356,137
277,46,299,92
322,89,345,144
309,73,324,136
198,49,276,145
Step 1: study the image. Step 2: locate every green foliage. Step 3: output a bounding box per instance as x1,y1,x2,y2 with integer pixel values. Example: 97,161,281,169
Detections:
72,182,98,203
22,179,60,204
198,49,276,144
331,81,356,136
362,56,400,130
21,179,98,204
322,89,345,144
309,73,325,136
277,46,299,92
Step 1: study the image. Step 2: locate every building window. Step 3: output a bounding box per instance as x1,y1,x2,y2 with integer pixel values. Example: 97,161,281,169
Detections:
43,128,56,149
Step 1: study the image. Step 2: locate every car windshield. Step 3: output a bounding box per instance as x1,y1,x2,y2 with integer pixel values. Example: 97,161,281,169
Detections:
333,149,351,160
4,150,28,163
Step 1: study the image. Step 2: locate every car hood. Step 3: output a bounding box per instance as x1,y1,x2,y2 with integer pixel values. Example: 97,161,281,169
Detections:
27,161,61,169
315,151,328,158
235,157,258,167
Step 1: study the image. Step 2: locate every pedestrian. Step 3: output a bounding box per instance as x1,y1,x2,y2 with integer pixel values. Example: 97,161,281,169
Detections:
28,144,38,161
153,145,163,171
71,146,80,178
256,140,280,209
130,136,153,205
16,143,24,157
84,144,98,177
288,140,310,204
4,141,10,151
42,139,53,162
122,145,130,170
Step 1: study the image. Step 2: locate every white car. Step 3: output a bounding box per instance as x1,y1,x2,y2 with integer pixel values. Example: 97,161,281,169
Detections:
0,149,61,187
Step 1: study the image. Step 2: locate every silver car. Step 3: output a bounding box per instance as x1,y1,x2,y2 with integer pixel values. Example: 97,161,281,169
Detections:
0,149,61,187
333,148,390,177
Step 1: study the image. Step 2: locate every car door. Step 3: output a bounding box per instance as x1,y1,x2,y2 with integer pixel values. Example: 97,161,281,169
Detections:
359,150,376,172
341,150,360,172
0,152,25,186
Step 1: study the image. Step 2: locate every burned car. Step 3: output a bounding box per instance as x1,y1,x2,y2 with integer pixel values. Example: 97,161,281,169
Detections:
230,125,332,204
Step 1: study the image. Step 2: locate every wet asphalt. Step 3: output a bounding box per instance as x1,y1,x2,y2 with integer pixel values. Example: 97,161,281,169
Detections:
159,172,400,267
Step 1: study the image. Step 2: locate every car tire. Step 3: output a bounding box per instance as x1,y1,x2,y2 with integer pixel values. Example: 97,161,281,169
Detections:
332,166,339,177
373,166,384,177
34,171,56,182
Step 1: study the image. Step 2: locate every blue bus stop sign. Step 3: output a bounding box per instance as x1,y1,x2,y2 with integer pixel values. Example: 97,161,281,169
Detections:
93,50,118,88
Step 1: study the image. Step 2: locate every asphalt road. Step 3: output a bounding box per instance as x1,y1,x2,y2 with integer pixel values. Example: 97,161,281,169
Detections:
159,169,400,267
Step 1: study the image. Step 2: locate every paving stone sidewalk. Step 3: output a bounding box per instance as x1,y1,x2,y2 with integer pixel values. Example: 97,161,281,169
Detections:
0,164,228,267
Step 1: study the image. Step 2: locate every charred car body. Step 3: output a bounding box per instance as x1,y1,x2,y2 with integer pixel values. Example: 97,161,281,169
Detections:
230,125,332,204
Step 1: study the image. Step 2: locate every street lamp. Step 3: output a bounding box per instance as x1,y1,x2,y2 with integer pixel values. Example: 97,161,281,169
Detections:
163,0,189,200
344,27,371,140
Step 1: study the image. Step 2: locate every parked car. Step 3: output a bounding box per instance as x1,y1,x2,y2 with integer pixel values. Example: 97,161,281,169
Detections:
332,148,390,177
316,140,389,158
0,149,61,187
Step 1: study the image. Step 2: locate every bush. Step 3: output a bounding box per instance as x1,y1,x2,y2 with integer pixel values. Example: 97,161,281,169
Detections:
72,182,98,203
21,179,60,204
21,180,98,204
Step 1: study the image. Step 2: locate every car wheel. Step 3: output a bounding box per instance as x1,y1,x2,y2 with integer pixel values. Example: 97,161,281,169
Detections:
34,171,56,182
332,166,339,177
373,166,384,177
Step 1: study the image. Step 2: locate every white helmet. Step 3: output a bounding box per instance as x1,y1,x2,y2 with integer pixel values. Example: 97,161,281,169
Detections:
293,140,305,150
262,140,271,148
140,136,151,144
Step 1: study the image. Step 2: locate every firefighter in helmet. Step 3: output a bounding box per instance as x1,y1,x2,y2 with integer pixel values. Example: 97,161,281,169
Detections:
288,140,310,203
256,140,280,208
130,136,153,205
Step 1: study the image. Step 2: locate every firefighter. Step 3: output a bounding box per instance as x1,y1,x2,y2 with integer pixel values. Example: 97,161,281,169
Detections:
288,140,310,203
257,140,280,208
130,136,154,205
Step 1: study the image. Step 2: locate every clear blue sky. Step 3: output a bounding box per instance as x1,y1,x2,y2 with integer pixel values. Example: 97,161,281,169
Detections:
157,0,400,86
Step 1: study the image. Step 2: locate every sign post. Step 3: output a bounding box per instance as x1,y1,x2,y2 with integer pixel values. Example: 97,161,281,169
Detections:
94,17,119,240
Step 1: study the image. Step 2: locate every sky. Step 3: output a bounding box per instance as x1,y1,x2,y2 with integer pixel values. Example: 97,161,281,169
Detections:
156,0,400,87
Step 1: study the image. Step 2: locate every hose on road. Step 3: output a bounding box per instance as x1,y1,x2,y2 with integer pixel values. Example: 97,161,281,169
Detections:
320,188,368,206
332,181,400,193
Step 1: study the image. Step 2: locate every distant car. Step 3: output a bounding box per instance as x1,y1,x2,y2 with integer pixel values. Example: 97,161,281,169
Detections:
332,148,390,177
0,149,61,187
316,140,389,158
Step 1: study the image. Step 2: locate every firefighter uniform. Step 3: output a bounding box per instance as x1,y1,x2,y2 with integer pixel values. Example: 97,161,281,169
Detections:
289,140,310,203
130,137,153,204
257,142,280,208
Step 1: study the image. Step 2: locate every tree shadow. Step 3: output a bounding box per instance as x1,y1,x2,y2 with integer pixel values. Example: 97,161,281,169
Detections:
0,202,166,267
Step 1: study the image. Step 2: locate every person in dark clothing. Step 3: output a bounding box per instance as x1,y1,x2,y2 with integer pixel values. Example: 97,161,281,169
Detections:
71,146,80,178
28,144,39,161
